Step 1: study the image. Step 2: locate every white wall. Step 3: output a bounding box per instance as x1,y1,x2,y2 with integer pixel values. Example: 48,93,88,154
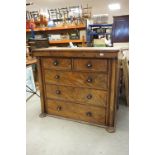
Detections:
26,0,129,23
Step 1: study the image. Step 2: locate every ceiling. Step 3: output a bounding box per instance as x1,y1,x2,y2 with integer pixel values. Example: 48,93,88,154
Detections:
26,0,129,23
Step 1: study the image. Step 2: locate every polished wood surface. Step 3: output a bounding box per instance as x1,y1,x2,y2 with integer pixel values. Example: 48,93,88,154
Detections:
46,99,106,125
74,58,108,72
32,47,120,132
32,47,119,58
37,58,46,114
42,58,72,70
46,84,107,107
44,70,108,90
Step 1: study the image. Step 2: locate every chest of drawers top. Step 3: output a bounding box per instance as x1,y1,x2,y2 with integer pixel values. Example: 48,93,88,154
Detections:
32,47,120,58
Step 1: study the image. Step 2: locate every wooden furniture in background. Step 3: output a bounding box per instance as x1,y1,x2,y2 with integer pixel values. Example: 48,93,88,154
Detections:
122,58,129,106
26,58,37,66
26,45,37,64
32,47,120,132
112,15,129,43
112,14,129,104
26,44,39,89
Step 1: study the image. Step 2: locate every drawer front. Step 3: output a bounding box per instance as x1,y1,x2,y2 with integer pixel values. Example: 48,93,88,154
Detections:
74,59,108,72
46,84,107,107
42,58,72,70
44,70,108,90
46,99,106,125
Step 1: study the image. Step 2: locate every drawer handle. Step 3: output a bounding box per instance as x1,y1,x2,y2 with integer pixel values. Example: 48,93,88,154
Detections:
87,77,93,83
86,63,92,68
55,75,60,79
86,112,92,117
57,106,62,111
56,90,61,94
53,60,59,66
87,94,92,99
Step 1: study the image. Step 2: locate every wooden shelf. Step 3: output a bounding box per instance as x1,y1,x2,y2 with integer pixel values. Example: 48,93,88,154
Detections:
49,39,85,44
26,25,86,32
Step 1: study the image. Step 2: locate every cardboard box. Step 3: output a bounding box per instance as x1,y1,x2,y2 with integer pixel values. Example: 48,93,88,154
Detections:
93,39,106,47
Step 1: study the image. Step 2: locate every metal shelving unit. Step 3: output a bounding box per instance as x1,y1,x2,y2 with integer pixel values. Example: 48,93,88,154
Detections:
86,24,113,47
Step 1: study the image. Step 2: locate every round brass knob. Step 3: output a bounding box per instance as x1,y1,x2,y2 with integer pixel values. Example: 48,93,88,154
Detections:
87,94,92,99
86,112,92,117
55,75,60,79
53,60,59,66
57,106,62,111
87,77,92,83
86,63,92,68
56,90,61,94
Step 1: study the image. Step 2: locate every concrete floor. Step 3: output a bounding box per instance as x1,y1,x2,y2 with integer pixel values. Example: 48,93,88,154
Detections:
26,94,129,155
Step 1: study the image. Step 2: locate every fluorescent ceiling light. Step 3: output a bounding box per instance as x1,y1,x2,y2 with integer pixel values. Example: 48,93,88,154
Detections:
93,14,108,17
108,3,120,11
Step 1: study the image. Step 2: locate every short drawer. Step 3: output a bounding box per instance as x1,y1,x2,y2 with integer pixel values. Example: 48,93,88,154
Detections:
45,84,107,107
46,99,106,125
44,70,108,90
73,58,108,72
42,58,72,70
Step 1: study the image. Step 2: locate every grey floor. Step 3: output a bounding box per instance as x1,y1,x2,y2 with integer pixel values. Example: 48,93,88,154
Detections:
26,94,129,155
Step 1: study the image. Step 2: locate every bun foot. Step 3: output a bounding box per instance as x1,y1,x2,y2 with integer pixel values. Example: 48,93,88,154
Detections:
39,113,47,118
106,127,116,133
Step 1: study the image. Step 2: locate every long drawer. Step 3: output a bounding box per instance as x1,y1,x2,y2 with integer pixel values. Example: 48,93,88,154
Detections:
44,70,108,90
45,84,107,107
46,99,106,125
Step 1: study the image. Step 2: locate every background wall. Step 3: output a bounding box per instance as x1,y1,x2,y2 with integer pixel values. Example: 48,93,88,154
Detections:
26,0,129,23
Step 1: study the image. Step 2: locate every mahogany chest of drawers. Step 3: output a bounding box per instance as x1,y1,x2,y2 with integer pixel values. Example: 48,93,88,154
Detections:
32,47,120,132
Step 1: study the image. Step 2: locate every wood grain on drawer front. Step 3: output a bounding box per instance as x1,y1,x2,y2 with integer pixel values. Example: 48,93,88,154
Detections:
74,59,108,72
44,70,108,90
46,84,107,107
42,58,71,70
46,99,106,125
